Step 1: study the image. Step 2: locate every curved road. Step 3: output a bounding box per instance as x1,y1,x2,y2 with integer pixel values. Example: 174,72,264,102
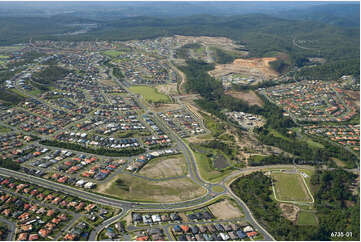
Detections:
0,63,275,241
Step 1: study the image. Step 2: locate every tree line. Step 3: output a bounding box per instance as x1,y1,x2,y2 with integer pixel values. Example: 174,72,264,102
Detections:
40,140,145,157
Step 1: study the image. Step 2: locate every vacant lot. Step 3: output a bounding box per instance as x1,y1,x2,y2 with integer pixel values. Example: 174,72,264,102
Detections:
96,174,206,202
225,90,264,107
129,85,171,103
209,57,278,82
156,83,178,96
208,199,243,220
297,211,318,226
103,50,124,58
272,172,312,202
138,155,187,179
279,203,300,222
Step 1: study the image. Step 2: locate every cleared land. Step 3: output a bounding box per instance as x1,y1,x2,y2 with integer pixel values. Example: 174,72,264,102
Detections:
209,57,279,82
156,83,178,96
129,85,171,103
103,50,124,58
208,199,243,220
297,211,318,226
225,90,264,107
272,172,312,202
279,203,300,222
96,174,206,202
138,154,187,179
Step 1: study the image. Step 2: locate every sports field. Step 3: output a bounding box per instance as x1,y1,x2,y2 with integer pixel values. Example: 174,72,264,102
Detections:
271,171,313,202
297,211,318,226
129,85,171,103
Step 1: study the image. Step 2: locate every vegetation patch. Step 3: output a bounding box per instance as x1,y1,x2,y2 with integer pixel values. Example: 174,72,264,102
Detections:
97,174,206,202
103,50,124,58
40,139,145,157
0,125,10,132
129,85,171,104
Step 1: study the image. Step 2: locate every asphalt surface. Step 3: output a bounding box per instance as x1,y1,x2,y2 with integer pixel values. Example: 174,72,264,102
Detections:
0,65,277,241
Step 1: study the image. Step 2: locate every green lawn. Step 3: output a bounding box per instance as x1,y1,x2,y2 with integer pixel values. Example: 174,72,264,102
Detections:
272,172,312,202
129,85,171,103
103,50,124,58
297,211,318,226
0,55,9,59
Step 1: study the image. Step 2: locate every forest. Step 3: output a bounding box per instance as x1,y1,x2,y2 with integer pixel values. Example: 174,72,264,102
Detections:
230,169,359,241
32,65,70,85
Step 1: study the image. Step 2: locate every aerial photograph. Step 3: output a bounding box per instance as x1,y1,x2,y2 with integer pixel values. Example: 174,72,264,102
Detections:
0,0,359,241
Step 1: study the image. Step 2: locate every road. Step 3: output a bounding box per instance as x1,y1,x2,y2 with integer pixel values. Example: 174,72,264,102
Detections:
0,62,276,241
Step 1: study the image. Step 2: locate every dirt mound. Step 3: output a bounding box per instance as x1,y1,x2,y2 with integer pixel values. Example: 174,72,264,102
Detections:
279,203,300,222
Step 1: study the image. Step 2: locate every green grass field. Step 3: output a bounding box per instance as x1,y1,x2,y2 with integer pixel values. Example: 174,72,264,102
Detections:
96,174,205,202
103,50,124,58
272,172,312,202
297,211,318,226
0,55,9,59
129,85,171,103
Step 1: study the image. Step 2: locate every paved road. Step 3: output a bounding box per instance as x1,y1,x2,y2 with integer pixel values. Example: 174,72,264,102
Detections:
0,63,277,241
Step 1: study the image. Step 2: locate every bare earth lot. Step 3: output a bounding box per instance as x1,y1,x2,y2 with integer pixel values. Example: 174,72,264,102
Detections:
209,57,279,82
156,83,178,96
138,155,187,179
208,199,243,220
279,203,300,222
225,90,264,107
